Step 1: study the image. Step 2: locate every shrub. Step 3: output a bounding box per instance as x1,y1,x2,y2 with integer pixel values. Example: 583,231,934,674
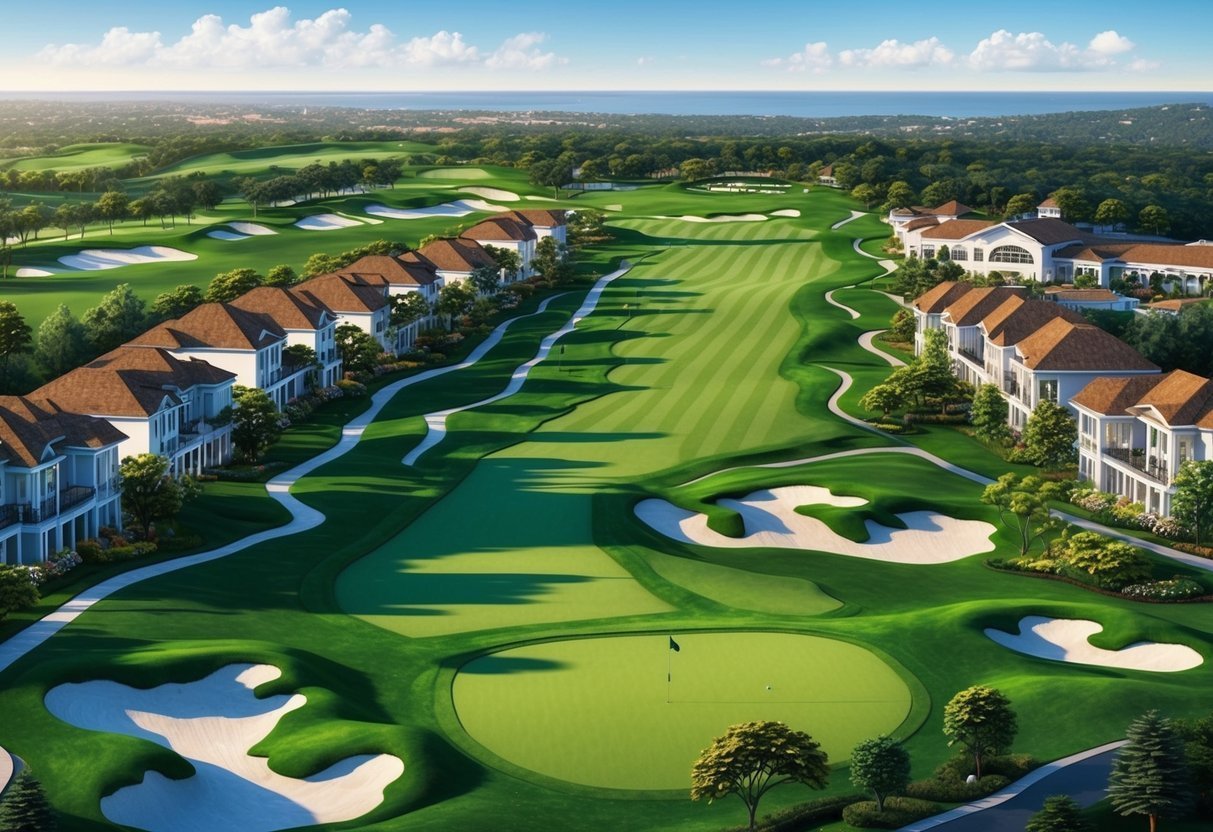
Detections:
334,379,368,398
720,794,861,832
905,774,1010,802
1122,578,1207,601
83,541,158,564
842,796,941,829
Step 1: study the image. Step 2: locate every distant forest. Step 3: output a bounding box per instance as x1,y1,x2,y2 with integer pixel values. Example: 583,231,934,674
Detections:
2,99,1212,239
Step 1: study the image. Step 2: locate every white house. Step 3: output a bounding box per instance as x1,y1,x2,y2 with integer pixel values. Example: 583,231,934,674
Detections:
402,238,500,289
337,253,445,351
231,287,343,388
127,303,308,410
37,346,236,476
1037,197,1062,219
817,164,837,187
903,218,1092,284
1043,287,1140,312
0,396,126,564
888,201,973,236
292,273,392,354
460,216,537,278
504,209,567,246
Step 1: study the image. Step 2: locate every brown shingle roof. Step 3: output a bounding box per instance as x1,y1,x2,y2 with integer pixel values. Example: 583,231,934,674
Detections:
1006,218,1087,246
504,209,566,227
230,286,332,331
912,281,974,314
930,200,973,216
943,287,1021,327
36,347,235,419
1131,370,1213,425
1147,298,1212,313
904,217,940,232
1119,244,1213,271
0,396,126,467
819,164,833,176
460,216,537,243
1073,375,1164,416
1039,197,1059,208
981,296,1086,347
1015,318,1159,372
339,254,440,288
1045,288,1121,302
292,273,387,315
130,303,285,351
921,219,997,240
404,239,497,273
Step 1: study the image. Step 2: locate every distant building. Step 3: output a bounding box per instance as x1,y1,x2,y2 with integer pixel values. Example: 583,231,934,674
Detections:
817,164,837,187
1037,197,1062,219
1043,287,1140,312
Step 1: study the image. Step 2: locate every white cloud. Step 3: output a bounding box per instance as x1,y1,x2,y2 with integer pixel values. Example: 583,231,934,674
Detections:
37,7,560,72
838,37,953,69
1088,30,1134,55
1128,57,1161,72
485,32,563,71
764,41,832,73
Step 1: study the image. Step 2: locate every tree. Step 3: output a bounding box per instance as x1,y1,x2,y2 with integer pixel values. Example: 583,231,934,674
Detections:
96,189,129,234
1094,198,1129,229
859,383,905,421
1109,710,1193,832
0,770,56,831
910,328,961,406
1025,795,1093,832
335,324,381,377
0,300,33,390
192,179,222,211
390,292,431,329
119,453,197,534
81,283,147,354
851,183,877,209
436,283,475,330
33,304,88,379
1004,193,1038,219
1021,400,1078,469
1139,205,1170,235
943,686,1017,779
263,265,298,287
882,181,916,211
532,236,568,282
1172,460,1213,547
229,387,282,463
470,264,501,296
691,721,829,832
205,268,263,303
0,566,39,624
529,158,570,198
1050,187,1090,222
850,737,910,813
1057,531,1151,589
981,473,1064,556
151,285,204,322
970,383,1012,445
679,158,715,182
888,309,915,343
483,244,522,282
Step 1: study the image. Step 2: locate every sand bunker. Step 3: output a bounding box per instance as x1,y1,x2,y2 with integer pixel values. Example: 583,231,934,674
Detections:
636,485,996,564
459,186,520,202
294,214,363,231
603,203,623,212
365,199,506,220
15,267,67,277
45,664,404,832
986,616,1204,673
228,223,276,236
207,229,250,241
58,247,197,270
770,209,802,217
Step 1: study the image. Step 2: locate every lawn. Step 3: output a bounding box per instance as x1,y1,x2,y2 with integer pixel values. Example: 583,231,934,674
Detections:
1,173,1212,832
0,143,151,172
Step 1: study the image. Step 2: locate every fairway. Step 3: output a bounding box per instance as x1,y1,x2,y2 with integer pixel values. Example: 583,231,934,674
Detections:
452,632,912,790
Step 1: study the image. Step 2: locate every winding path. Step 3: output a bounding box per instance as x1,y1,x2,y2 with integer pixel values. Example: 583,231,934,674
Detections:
857,330,907,367
823,286,861,320
831,210,866,230
0,269,629,676
404,267,627,465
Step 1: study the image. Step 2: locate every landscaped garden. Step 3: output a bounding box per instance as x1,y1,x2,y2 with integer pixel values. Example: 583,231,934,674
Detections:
2,154,1213,831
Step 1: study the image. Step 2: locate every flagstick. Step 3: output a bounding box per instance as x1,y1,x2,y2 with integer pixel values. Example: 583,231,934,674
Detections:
667,638,672,704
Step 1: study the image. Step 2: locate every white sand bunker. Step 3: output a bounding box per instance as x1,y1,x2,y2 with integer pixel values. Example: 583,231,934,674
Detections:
658,213,768,223
986,616,1204,673
207,229,250,241
636,485,996,564
770,209,802,217
58,246,197,270
229,223,276,236
365,199,506,220
45,664,404,832
16,267,67,277
294,214,363,231
459,186,520,202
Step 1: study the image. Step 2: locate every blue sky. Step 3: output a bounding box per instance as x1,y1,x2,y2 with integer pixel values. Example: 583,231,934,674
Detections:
2,1,1209,91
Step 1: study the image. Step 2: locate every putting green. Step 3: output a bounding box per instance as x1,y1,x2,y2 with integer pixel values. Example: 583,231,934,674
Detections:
418,167,494,180
452,631,912,790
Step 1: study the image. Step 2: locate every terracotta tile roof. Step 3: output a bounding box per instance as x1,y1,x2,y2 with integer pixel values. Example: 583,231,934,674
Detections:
819,164,833,176
982,296,1086,347
891,208,918,217
912,281,975,314
460,216,537,243
504,209,567,227
292,273,387,315
1147,298,1211,313
339,254,440,287
0,396,126,467
404,238,497,273
1039,197,1059,208
921,219,997,240
130,303,285,351
943,287,1021,327
36,347,235,419
930,200,973,216
904,217,941,233
1119,244,1213,271
1005,218,1087,246
1073,375,1165,416
1015,318,1159,372
1131,370,1213,425
230,286,332,331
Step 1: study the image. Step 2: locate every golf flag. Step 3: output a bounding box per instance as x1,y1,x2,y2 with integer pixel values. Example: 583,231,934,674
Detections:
668,636,681,652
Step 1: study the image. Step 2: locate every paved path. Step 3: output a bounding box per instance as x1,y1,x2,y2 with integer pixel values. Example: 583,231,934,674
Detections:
831,210,866,230
857,330,907,367
0,269,630,677
900,742,1124,831
824,286,861,320
0,745,13,795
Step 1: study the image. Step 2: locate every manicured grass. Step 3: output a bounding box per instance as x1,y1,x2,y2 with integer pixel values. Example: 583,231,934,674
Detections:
452,632,911,790
0,142,151,172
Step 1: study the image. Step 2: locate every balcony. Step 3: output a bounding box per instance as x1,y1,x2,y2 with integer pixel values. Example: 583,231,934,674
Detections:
60,485,96,513
1104,447,1170,486
0,503,20,531
1002,372,1019,398
958,346,983,365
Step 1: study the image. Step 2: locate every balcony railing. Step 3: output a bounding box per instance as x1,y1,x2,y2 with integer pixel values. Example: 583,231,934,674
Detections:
1104,447,1171,486
1002,372,1019,398
60,485,96,513
0,503,21,531
958,346,983,364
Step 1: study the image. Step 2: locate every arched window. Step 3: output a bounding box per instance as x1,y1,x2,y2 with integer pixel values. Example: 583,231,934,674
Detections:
990,245,1035,264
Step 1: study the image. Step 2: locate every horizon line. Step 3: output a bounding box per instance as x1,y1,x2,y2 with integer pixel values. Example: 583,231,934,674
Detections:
0,88,1210,95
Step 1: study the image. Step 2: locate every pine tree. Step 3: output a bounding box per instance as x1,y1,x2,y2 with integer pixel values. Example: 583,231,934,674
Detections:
1026,795,1092,832
1109,710,1193,832
970,383,1011,446
1021,400,1078,469
33,304,88,379
0,770,58,831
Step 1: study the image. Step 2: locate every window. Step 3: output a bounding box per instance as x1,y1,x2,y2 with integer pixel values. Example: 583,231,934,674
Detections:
951,247,968,261
973,249,984,262
922,246,935,258
1038,379,1059,404
990,245,1035,264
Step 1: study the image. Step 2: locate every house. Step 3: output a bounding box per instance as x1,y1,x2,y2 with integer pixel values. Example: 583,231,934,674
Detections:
1037,197,1062,219
817,164,837,187
335,254,445,351
903,217,1092,284
0,396,126,564
1043,287,1140,312
127,303,308,410
888,201,975,237
1145,298,1212,316
230,287,343,388
36,346,236,476
1053,242,1213,296
1073,371,1213,515
459,216,537,280
292,273,392,354
910,280,982,353
402,238,499,289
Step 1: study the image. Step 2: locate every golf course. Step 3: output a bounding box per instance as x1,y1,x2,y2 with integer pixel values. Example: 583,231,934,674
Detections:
2,146,1213,832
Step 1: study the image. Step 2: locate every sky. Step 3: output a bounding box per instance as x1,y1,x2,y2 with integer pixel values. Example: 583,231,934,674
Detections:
2,1,1210,92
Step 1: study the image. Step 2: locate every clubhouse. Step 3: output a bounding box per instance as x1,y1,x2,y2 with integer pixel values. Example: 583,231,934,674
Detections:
2,210,568,564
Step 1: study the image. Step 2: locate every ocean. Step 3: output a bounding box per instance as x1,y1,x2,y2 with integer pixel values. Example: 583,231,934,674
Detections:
4,90,1211,119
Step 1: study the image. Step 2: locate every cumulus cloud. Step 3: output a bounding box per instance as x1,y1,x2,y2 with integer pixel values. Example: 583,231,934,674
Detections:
764,41,832,73
37,6,560,72
967,29,1148,72
1088,30,1135,55
838,37,953,69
